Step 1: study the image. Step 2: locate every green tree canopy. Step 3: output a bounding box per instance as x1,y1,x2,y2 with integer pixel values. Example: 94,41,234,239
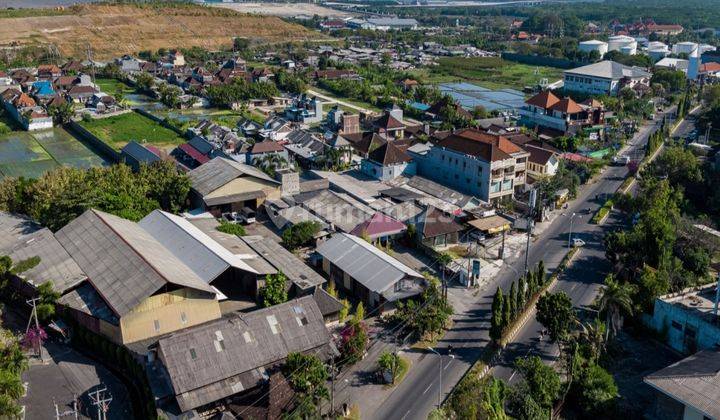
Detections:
259,271,288,307
514,356,561,410
536,291,575,344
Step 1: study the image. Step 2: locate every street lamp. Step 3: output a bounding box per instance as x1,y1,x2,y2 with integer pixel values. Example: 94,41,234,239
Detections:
567,213,581,248
428,347,454,409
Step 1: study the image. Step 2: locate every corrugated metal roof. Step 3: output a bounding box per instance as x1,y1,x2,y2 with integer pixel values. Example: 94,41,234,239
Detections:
138,210,257,280
644,350,720,419
0,212,86,293
55,209,214,316
296,190,372,233
241,236,325,291
316,233,423,294
188,157,278,198
157,296,332,412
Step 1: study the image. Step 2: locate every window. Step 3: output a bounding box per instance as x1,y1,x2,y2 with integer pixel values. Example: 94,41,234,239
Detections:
153,320,160,332
267,315,281,334
243,331,254,343
180,312,187,324
214,330,226,352
189,348,197,360
671,320,682,331
293,306,309,326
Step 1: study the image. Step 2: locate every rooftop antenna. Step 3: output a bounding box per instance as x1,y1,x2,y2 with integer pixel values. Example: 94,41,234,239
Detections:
89,387,112,420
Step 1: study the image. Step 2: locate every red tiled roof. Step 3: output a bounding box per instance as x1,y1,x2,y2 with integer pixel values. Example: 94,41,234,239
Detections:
700,62,720,73
250,141,285,154
350,212,406,239
526,90,560,109
14,93,36,108
179,143,210,164
524,145,556,166
374,113,405,130
560,152,593,163
550,97,583,114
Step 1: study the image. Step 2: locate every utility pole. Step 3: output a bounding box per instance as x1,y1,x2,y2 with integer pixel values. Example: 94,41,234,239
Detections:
329,359,335,416
54,394,79,420
89,387,112,420
26,297,44,361
524,189,537,273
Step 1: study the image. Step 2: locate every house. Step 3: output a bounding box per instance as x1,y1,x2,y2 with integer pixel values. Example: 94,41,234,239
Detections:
247,141,289,167
284,94,323,124
1,89,53,131
563,60,651,96
350,212,407,244
646,284,720,354
188,157,281,215
410,128,529,203
312,69,360,81
251,67,274,83
360,141,416,181
56,209,221,345
644,350,720,420
519,90,605,137
283,129,326,167
152,296,335,416
295,189,373,233
316,233,426,311
239,235,326,296
260,116,293,141
373,107,407,139
524,145,559,180
120,141,162,171
646,23,684,36
414,206,464,248
37,64,62,79
67,85,97,103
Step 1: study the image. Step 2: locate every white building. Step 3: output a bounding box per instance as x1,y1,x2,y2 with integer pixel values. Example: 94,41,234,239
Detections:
608,35,637,55
647,42,671,62
655,57,689,73
671,42,716,56
578,40,608,57
563,60,651,96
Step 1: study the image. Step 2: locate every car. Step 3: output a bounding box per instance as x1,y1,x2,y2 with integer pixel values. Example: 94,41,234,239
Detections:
222,212,242,224
239,207,256,224
468,231,486,243
612,155,630,166
572,238,586,247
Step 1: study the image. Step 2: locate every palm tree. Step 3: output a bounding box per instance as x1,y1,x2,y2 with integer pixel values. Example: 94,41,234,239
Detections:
254,153,288,177
596,274,636,339
576,318,607,364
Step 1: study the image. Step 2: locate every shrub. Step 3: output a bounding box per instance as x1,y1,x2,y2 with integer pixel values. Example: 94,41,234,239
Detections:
216,220,246,236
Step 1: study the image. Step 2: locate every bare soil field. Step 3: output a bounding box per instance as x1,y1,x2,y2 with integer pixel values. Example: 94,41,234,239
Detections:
212,2,353,18
0,3,327,59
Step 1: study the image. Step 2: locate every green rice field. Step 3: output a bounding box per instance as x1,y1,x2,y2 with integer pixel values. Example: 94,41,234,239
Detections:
0,129,107,179
78,111,185,151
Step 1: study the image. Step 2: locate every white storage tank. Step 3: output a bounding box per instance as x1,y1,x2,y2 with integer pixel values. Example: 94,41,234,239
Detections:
620,42,638,55
579,40,609,57
673,41,698,55
608,35,636,52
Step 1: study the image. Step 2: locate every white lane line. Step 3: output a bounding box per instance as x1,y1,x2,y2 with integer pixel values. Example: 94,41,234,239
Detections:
401,409,412,420
423,383,432,395
444,360,453,370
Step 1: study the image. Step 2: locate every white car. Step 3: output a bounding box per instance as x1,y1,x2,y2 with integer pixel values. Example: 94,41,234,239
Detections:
573,238,586,247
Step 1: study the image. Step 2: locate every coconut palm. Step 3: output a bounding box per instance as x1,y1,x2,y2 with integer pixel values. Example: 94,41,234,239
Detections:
576,318,607,364
596,274,636,339
254,153,288,177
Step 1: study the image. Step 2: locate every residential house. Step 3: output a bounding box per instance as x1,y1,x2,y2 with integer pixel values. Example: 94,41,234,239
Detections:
36,64,62,79
260,116,293,141
563,60,651,96
120,141,162,171
644,350,720,420
56,209,222,345
283,129,326,168
410,128,529,203
360,141,416,181
524,144,559,180
519,90,605,137
373,106,407,139
414,206,464,248
295,189,373,233
246,141,289,166
349,212,407,245
1,89,53,131
188,157,282,215
317,233,426,311
152,296,334,416
284,94,323,124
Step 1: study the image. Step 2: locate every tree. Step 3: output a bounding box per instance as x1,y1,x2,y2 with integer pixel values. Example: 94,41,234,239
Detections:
134,71,155,93
158,83,183,109
233,37,250,51
490,287,505,341
517,276,527,310
576,318,607,365
509,281,518,317
447,375,508,420
390,278,453,339
596,274,636,339
282,221,322,249
574,364,618,415
339,315,368,365
259,271,288,307
378,351,404,384
514,356,561,410
283,352,328,415
35,281,59,322
536,260,546,285
48,102,74,124
536,291,575,345
254,153,288,177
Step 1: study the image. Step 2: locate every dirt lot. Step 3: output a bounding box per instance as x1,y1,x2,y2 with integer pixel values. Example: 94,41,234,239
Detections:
0,3,327,59
212,2,353,18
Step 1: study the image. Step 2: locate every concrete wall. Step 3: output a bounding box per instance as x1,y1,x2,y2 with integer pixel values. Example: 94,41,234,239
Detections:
360,159,416,181
67,120,121,162
415,146,492,201
648,298,720,354
120,288,221,344
563,74,617,95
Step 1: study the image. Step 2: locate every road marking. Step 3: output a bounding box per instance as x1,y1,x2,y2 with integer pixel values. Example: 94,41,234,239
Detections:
423,383,432,395
444,360,453,370
401,409,411,420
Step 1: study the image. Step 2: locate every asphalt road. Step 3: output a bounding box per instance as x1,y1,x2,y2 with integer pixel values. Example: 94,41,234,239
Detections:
370,116,670,420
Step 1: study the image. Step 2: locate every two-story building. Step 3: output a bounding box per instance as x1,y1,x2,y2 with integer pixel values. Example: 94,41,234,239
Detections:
519,90,605,137
410,128,529,204
563,60,651,96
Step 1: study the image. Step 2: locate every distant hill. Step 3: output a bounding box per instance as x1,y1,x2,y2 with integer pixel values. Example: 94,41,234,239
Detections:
0,3,326,60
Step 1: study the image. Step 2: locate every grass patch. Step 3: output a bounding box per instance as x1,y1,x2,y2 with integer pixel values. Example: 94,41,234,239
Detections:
591,199,614,224
383,356,410,389
309,86,382,113
412,57,564,89
78,111,185,150
95,78,134,95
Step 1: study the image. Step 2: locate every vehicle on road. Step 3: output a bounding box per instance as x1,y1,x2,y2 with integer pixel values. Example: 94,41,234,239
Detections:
612,155,630,166
573,238,586,247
